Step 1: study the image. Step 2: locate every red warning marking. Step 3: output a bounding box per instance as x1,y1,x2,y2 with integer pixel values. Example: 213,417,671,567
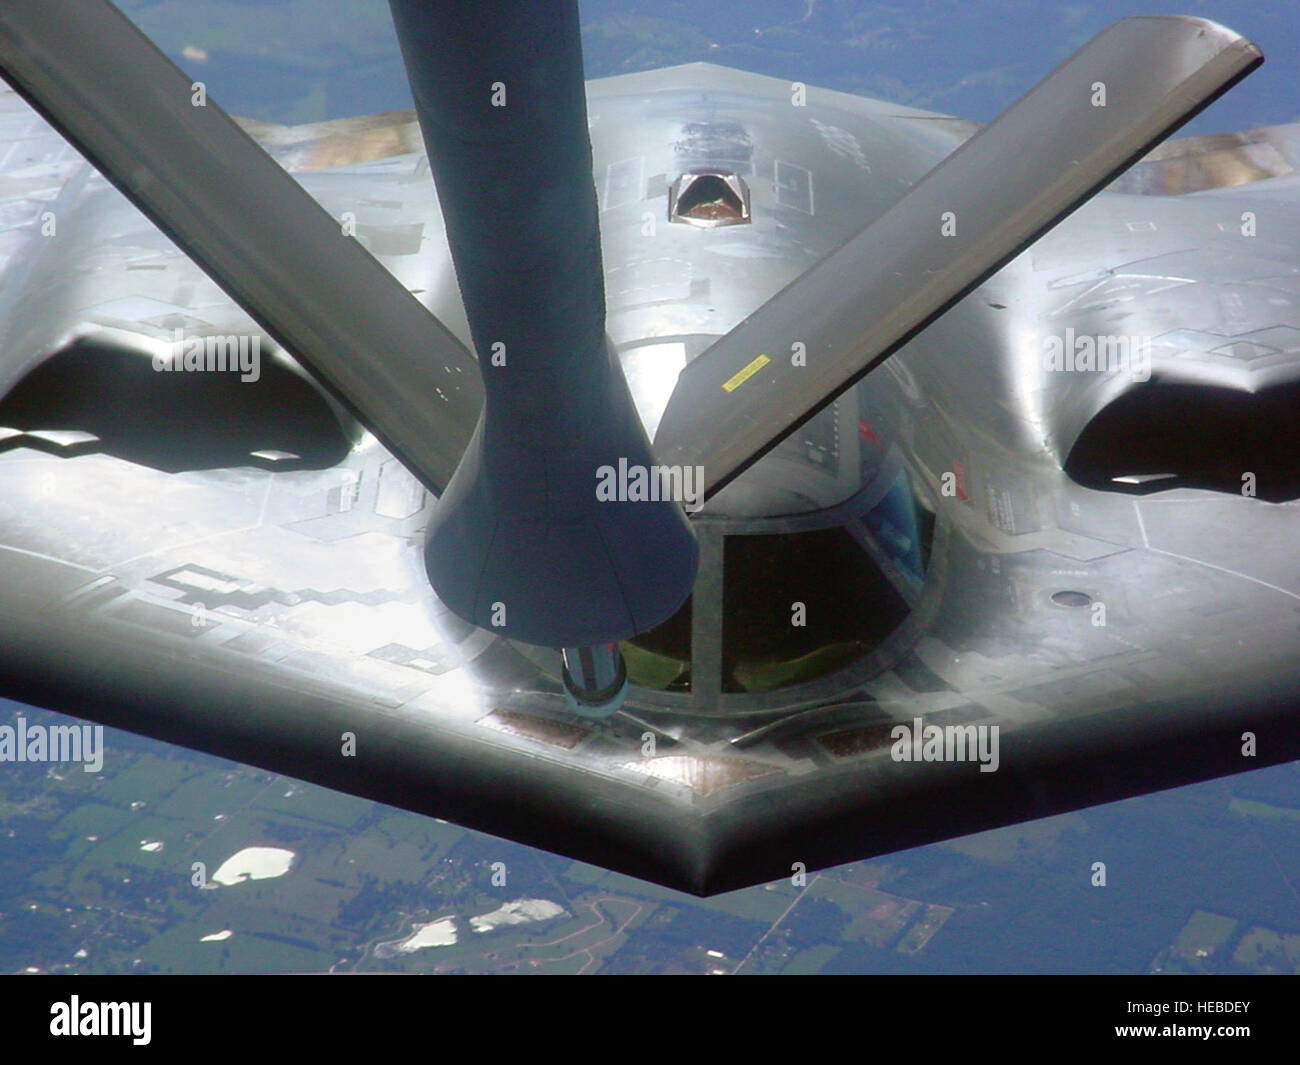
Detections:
952,460,969,502
857,418,880,444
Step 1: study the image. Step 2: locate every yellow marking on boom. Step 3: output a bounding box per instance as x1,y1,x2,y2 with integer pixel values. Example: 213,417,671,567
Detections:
722,353,770,393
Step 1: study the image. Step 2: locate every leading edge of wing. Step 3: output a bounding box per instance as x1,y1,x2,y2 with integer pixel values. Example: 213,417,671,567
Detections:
3,593,1297,896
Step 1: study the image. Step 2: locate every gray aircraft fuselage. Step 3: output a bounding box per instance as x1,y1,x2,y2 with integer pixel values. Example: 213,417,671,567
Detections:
1,60,1299,892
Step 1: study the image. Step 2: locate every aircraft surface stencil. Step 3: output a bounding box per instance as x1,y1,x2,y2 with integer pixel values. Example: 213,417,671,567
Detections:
0,0,1297,910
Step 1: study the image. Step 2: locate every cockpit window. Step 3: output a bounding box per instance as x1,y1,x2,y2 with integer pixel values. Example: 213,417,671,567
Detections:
720,527,908,693
621,473,932,697
621,596,692,692
862,469,935,589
